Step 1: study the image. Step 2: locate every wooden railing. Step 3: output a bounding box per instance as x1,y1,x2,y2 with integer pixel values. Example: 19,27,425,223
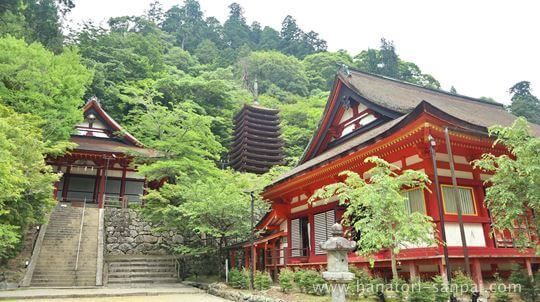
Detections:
264,247,309,267
103,196,131,209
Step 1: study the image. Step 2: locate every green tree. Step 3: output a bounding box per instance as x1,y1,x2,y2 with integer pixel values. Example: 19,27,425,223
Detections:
223,3,251,50
239,51,309,96
0,36,92,150
310,157,435,279
354,38,440,89
0,104,58,260
509,81,540,124
193,39,219,65
303,51,353,91
125,96,222,184
259,26,281,50
161,0,209,51
473,118,540,252
0,0,70,53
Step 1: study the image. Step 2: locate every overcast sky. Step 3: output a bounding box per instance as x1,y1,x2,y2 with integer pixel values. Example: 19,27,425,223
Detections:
68,0,540,105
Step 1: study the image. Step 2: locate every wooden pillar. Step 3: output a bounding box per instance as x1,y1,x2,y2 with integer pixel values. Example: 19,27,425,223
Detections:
409,263,418,281
230,250,236,269
244,247,249,268
525,258,533,277
252,245,257,271
472,259,484,291
61,165,71,201
93,169,101,203
120,166,127,198
97,166,106,208
439,259,448,283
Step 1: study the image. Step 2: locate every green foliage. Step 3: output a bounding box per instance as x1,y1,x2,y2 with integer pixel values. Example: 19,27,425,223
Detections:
509,81,540,124
0,104,58,261
451,271,475,297
0,36,92,150
278,268,294,293
408,281,435,302
239,51,309,96
493,273,510,302
347,266,375,298
431,275,450,302
293,269,326,295
509,265,538,302
228,268,249,289
473,118,540,251
0,0,67,52
254,270,272,291
354,38,440,89
302,51,353,92
391,277,407,301
310,157,435,279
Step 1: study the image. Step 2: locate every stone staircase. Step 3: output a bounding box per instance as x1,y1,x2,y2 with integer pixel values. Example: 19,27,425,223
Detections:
31,203,99,287
106,257,178,286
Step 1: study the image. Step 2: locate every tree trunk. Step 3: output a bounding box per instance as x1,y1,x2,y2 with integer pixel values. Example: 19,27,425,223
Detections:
390,249,398,280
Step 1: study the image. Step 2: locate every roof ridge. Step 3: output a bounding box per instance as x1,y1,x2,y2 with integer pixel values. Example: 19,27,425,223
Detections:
344,68,505,108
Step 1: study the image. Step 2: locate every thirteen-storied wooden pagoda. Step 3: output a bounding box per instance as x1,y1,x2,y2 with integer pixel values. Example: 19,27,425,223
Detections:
230,104,284,174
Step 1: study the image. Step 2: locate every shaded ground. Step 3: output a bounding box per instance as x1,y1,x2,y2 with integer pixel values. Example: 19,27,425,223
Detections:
22,293,227,302
0,284,212,301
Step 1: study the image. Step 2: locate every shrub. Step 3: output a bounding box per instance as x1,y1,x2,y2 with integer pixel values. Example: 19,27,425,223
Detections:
492,273,510,302
432,275,450,302
452,271,475,297
295,269,327,295
409,280,435,302
278,268,294,293
347,266,374,298
509,265,538,302
228,268,247,289
391,277,407,301
254,271,272,291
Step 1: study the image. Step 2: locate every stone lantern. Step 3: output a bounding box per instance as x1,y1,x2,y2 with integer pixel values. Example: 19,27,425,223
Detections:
320,223,356,302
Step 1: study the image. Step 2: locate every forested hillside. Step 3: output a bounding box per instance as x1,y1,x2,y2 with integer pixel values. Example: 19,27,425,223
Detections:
1,0,538,268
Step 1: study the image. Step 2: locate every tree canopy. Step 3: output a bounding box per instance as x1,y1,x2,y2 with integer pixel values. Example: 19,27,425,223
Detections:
473,118,540,252
310,157,435,280
0,104,58,260
509,81,540,125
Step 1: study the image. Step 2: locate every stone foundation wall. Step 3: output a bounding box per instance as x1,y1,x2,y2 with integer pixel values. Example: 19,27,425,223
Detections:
104,208,182,255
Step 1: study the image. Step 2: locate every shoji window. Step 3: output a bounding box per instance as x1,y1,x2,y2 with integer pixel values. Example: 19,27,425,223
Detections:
442,185,476,215
313,210,335,254
402,188,426,214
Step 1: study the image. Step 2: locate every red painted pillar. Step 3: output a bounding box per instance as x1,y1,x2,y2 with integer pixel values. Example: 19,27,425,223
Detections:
472,259,484,291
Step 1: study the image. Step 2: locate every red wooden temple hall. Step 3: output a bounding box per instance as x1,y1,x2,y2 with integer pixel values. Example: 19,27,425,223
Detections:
47,97,155,208
229,69,540,287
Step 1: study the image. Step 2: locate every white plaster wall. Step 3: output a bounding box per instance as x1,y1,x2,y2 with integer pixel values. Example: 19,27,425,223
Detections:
444,223,486,247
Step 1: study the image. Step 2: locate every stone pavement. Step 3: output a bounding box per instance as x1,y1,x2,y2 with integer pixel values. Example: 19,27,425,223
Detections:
0,284,227,301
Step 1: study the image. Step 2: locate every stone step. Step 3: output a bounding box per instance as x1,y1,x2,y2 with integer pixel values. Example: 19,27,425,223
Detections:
107,277,178,284
108,267,175,273
108,262,174,268
108,271,176,278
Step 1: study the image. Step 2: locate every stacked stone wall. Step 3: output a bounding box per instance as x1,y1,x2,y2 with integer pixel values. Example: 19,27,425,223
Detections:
104,208,182,255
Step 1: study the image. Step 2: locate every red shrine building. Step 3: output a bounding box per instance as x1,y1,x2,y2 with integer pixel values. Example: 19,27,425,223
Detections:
231,69,540,287
47,98,154,208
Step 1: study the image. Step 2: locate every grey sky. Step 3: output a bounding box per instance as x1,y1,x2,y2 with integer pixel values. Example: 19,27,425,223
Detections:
69,0,540,105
